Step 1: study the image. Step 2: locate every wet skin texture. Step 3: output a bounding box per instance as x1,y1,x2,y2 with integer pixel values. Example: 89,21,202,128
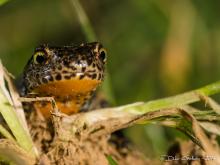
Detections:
22,42,107,118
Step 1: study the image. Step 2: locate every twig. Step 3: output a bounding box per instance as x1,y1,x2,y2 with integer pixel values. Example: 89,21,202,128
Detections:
19,97,65,137
19,97,59,114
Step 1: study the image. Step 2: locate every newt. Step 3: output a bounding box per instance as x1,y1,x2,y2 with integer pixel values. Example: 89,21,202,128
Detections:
20,42,107,118
17,42,147,164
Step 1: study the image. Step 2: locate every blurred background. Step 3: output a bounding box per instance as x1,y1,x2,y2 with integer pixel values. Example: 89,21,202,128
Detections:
0,0,220,158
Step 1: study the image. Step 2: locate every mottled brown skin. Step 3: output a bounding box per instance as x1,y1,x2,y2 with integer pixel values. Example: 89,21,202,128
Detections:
22,42,107,118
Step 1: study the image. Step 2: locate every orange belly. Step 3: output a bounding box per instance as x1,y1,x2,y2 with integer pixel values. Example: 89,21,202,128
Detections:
32,79,101,118
33,79,101,97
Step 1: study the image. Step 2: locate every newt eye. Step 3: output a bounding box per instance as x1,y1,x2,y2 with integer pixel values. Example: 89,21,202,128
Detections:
99,48,107,63
33,52,46,64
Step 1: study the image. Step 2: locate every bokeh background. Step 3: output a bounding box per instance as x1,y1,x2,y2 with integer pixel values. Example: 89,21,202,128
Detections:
1,0,220,158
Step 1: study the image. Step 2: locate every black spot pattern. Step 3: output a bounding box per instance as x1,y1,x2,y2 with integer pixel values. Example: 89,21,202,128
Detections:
64,75,71,79
79,75,85,80
42,78,48,84
91,74,97,79
56,74,62,80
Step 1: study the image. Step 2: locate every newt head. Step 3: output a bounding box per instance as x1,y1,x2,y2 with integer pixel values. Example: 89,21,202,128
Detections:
22,42,107,117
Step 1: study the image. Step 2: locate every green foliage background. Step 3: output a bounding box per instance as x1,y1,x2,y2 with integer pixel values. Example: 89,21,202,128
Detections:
0,0,220,157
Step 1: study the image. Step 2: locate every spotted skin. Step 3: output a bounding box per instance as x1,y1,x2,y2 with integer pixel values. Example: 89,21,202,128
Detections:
22,42,107,118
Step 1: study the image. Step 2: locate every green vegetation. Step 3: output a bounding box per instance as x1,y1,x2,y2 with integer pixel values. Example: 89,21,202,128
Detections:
106,155,118,165
0,0,9,6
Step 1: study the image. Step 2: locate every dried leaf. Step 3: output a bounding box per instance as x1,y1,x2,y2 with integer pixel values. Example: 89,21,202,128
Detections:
0,139,35,165
200,122,220,136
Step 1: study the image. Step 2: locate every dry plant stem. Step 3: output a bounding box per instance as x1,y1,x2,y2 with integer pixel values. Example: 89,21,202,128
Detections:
199,122,220,136
19,96,61,116
61,103,142,139
60,81,220,138
19,97,58,110
19,97,65,137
